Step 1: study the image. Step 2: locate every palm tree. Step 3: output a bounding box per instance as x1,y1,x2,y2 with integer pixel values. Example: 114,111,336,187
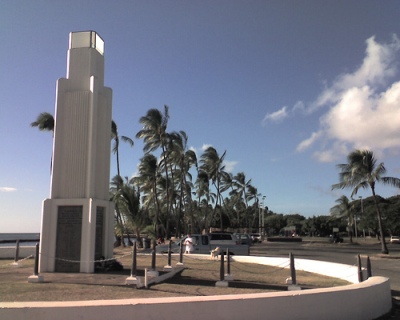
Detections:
110,121,134,245
111,120,134,184
194,170,215,231
332,149,400,254
246,185,259,230
136,106,171,225
31,112,55,133
330,195,354,243
200,146,228,230
132,154,162,241
31,112,55,172
167,131,197,235
231,172,252,230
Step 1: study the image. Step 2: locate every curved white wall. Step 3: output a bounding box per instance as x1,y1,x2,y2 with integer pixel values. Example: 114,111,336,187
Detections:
0,255,392,320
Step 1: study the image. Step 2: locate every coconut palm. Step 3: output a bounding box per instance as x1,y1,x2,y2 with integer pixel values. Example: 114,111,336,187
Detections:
230,172,253,229
31,112,55,172
200,146,228,230
117,177,144,246
167,131,197,234
30,112,55,133
194,170,216,231
136,106,171,223
110,121,134,245
332,149,400,254
330,195,354,243
111,120,134,184
132,154,162,240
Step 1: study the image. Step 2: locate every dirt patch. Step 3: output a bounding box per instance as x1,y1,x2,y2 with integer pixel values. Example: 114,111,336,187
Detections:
0,248,349,302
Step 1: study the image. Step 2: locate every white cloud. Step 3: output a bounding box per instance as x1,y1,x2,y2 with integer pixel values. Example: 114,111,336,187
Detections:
296,132,322,152
0,187,17,192
201,144,212,151
296,35,400,161
223,160,238,173
309,35,400,112
262,106,288,125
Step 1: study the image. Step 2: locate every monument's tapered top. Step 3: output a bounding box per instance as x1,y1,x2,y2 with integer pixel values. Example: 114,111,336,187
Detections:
69,31,104,55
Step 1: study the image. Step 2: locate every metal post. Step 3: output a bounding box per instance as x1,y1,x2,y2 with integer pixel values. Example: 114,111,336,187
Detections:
130,244,137,277
367,256,372,279
290,252,296,285
151,239,157,271
14,239,20,263
357,254,363,282
34,243,39,276
220,251,225,281
167,240,172,266
179,239,183,263
354,213,358,240
226,248,230,275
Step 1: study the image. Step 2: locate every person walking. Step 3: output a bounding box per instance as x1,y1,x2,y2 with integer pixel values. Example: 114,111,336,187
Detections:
184,234,193,254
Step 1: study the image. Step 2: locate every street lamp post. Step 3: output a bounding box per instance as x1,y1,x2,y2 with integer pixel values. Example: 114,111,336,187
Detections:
354,211,358,241
359,196,365,239
258,196,266,238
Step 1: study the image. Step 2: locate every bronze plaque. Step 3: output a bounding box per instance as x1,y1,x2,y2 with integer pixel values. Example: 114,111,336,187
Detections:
95,206,104,261
55,206,83,272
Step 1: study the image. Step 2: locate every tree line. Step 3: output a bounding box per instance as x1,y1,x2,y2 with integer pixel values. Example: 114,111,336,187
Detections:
32,107,264,246
32,109,400,253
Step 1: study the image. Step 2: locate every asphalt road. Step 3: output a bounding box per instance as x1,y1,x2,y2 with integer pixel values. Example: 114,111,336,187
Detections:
250,238,400,292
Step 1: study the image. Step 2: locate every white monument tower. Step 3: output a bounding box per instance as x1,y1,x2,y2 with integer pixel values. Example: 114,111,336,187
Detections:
39,31,114,273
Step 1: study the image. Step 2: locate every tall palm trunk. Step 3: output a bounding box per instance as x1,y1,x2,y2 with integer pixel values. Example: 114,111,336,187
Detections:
371,186,388,254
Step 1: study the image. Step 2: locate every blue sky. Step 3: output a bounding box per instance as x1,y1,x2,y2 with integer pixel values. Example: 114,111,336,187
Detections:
1,1,400,233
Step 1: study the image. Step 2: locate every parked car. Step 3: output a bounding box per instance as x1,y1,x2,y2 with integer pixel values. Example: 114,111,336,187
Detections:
209,232,239,245
234,233,252,246
329,234,343,243
156,234,249,255
390,236,400,244
250,233,262,243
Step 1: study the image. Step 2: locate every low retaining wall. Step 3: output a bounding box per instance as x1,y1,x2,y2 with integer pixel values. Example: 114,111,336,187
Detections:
232,255,362,284
0,277,391,320
0,255,392,320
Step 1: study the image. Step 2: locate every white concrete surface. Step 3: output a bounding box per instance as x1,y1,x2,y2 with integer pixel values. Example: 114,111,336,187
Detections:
0,277,391,320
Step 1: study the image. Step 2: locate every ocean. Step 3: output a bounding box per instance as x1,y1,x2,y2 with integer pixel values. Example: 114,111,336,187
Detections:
0,233,40,247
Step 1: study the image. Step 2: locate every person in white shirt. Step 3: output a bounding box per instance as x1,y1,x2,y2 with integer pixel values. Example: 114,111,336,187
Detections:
184,234,193,254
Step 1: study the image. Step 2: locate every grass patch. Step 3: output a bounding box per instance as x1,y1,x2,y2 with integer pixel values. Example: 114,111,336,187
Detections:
0,249,349,302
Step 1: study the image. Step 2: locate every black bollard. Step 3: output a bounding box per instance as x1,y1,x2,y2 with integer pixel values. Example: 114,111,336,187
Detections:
167,241,172,266
179,239,183,263
289,252,296,285
34,243,39,276
220,251,225,281
14,239,20,263
357,254,363,282
367,256,372,279
151,239,156,271
130,244,137,277
226,248,230,275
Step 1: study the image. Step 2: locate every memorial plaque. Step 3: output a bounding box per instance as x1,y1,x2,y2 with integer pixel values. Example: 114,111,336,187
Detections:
95,206,104,262
55,206,83,272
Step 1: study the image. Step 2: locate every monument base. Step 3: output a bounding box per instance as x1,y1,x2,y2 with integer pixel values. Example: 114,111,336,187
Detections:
39,198,114,273
288,285,301,291
125,276,141,286
28,275,44,283
215,280,229,287
224,274,234,281
163,265,174,272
